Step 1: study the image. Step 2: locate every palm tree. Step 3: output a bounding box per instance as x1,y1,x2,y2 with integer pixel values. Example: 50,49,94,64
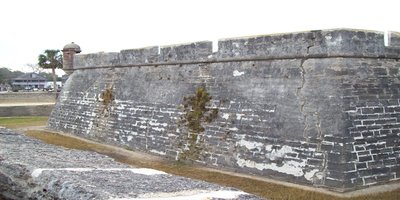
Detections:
38,50,63,94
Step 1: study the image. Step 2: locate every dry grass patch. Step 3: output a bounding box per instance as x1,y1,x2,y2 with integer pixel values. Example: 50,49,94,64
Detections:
0,116,48,129
25,130,400,200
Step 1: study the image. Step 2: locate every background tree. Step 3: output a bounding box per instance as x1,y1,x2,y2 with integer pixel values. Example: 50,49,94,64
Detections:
38,50,63,93
0,67,24,85
26,63,44,74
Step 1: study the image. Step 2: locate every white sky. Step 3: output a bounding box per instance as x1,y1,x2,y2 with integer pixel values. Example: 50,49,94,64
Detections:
0,0,398,75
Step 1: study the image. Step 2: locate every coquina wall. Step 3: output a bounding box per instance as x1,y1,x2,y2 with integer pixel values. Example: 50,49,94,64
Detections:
48,29,400,192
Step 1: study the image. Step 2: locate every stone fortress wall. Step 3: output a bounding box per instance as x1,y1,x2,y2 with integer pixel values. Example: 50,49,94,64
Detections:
48,29,400,192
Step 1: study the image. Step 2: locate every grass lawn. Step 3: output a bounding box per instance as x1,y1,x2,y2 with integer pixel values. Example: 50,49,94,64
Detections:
0,116,48,129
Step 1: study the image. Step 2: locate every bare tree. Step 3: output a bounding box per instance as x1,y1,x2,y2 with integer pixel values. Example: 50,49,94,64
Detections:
26,63,43,74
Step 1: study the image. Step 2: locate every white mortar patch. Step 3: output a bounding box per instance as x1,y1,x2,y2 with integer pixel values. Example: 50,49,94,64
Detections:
304,169,320,181
110,190,247,200
31,168,167,178
236,114,245,120
233,70,245,77
265,145,293,161
222,113,230,120
152,127,165,132
234,145,309,177
228,127,239,131
149,121,168,127
150,149,167,155
236,156,305,177
237,139,264,151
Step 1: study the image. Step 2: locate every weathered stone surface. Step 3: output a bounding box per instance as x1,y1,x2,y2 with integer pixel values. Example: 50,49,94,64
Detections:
72,29,400,70
0,128,261,200
51,29,400,192
120,46,159,65
160,41,213,62
74,52,120,69
388,31,400,47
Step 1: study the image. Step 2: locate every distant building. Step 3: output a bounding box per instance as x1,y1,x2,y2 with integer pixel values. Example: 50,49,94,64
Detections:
12,73,47,89
44,81,62,89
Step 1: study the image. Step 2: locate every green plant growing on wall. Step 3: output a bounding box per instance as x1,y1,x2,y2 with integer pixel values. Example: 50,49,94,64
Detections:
179,87,218,161
101,87,114,106
99,87,114,116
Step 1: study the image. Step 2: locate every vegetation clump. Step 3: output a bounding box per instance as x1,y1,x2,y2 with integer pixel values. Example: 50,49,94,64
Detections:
100,87,114,106
98,87,114,117
179,87,218,160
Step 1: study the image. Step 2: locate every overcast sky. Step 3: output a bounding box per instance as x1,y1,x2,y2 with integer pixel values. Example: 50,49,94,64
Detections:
0,0,398,74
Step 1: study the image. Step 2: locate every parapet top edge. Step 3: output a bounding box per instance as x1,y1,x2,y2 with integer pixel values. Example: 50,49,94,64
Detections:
217,28,385,41
72,28,400,68
120,46,158,52
80,51,120,55
119,41,213,53
159,40,212,48
115,29,389,54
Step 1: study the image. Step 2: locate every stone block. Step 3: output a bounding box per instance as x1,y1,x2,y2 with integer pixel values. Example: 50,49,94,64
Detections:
217,31,313,59
74,52,120,68
308,29,386,57
160,41,212,62
120,46,159,65
388,31,400,47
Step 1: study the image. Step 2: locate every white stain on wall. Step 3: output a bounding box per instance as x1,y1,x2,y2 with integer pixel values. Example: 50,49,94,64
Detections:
325,34,343,46
150,149,166,155
236,156,305,177
236,139,264,151
236,114,245,120
233,70,245,77
222,113,230,120
304,169,320,181
265,145,293,161
235,144,319,179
